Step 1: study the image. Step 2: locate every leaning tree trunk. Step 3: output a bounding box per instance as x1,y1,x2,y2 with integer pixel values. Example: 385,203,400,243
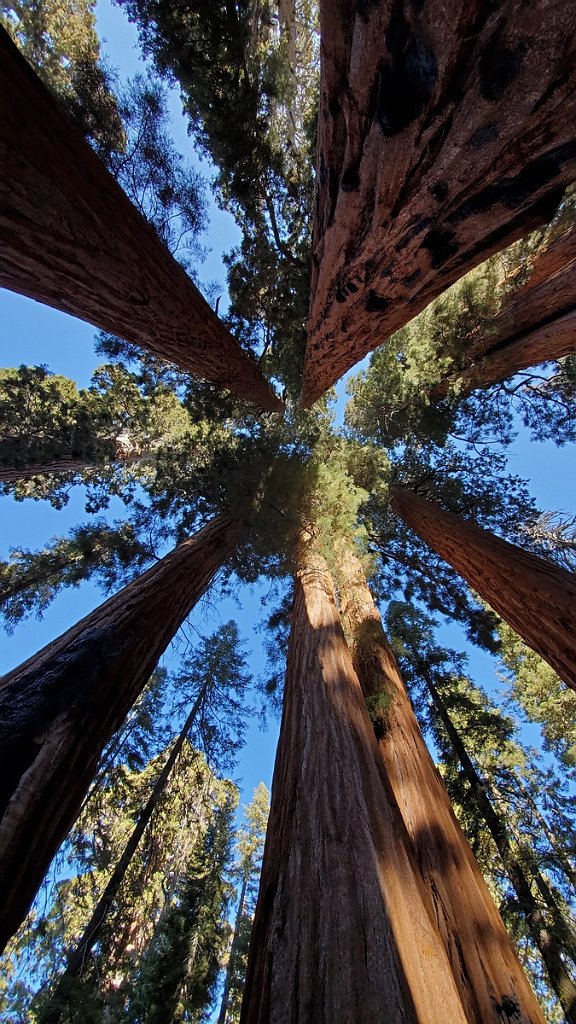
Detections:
0,28,282,414
390,486,576,692
241,545,468,1024
431,226,576,397
337,546,546,1024
301,1,576,406
38,685,207,1024
0,512,241,951
427,676,576,1022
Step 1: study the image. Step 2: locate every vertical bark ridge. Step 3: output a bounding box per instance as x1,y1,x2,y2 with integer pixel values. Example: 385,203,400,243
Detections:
301,0,576,406
0,28,283,414
0,512,241,951
241,548,468,1024
390,486,576,691
337,545,546,1024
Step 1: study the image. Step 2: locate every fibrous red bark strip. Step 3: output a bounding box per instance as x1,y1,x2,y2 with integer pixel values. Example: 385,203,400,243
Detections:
338,546,546,1024
241,548,468,1024
301,0,576,406
0,512,240,951
390,486,576,691
0,29,282,414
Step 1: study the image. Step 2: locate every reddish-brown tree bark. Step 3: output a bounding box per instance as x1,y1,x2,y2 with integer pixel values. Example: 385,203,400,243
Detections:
241,547,468,1024
0,512,240,951
390,486,576,691
337,546,546,1024
0,29,282,414
431,227,576,397
301,1,576,407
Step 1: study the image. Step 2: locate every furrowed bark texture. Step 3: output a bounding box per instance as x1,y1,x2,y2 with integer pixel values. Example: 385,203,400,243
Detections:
0,29,282,414
241,548,468,1024
432,226,576,397
337,547,545,1024
301,0,576,407
0,512,240,951
427,678,576,1022
390,486,576,691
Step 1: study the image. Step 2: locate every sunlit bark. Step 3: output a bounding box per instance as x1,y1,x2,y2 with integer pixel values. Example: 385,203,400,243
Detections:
0,28,282,414
390,486,576,691
301,1,576,406
241,546,468,1024
338,545,546,1024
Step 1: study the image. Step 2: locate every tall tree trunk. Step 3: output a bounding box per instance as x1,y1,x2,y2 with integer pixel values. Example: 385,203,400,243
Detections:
241,546,468,1024
0,512,240,951
337,546,546,1024
390,486,576,691
301,1,576,407
38,685,207,1024
218,873,248,1024
427,676,576,1022
0,28,282,414
431,226,576,397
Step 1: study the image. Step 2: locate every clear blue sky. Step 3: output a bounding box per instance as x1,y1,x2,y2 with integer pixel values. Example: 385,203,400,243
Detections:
1,0,576,804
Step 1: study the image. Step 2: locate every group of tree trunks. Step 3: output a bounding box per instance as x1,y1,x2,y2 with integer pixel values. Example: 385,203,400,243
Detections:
2,1,576,1021
301,0,576,406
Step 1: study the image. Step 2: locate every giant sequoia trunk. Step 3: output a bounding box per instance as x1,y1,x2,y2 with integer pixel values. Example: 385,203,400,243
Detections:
431,226,576,397
0,29,282,414
390,486,576,691
427,677,576,1022
301,0,576,406
0,512,240,951
241,547,468,1024
337,546,545,1024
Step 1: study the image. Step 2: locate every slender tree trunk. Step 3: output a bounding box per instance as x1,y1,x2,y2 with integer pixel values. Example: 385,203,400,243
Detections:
0,28,282,414
512,779,576,895
0,452,147,485
218,873,248,1024
38,686,207,1024
241,546,468,1024
337,546,545,1024
0,512,240,951
427,676,576,1022
301,2,576,406
390,486,576,691
431,227,576,397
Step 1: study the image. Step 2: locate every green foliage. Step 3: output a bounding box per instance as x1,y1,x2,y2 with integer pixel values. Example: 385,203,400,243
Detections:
498,621,576,769
0,519,154,631
171,622,253,772
0,0,100,93
115,0,318,398
218,783,269,1024
127,786,237,1024
345,229,576,449
0,362,194,507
